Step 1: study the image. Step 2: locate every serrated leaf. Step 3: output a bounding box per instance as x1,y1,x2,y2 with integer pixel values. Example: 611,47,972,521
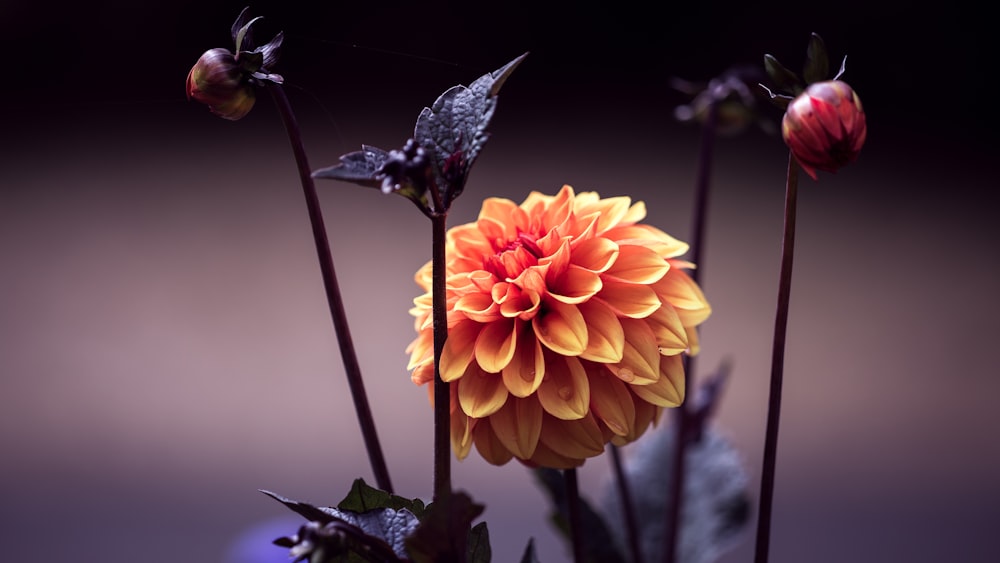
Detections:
803,32,830,84
467,521,492,563
405,491,485,563
312,145,390,188
763,54,802,95
413,52,528,208
519,538,540,563
533,468,628,563
338,478,426,518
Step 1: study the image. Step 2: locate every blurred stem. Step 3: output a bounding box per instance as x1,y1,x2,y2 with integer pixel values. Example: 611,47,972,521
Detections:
753,150,799,563
663,95,719,563
431,212,452,503
609,446,642,563
267,83,393,494
565,468,585,563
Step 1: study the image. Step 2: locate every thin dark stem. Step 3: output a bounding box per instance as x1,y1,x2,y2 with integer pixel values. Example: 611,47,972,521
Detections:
663,95,719,563
753,151,799,563
609,446,643,563
267,83,393,494
431,212,452,503
564,468,585,563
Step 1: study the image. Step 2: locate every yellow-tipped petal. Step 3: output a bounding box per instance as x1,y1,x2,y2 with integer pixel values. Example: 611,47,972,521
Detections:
528,440,585,469
597,278,662,319
475,318,517,373
454,292,499,322
631,354,685,406
538,412,605,460
571,237,619,273
489,396,543,460
451,408,475,460
458,365,509,418
645,302,689,355
439,319,481,382
603,244,670,284
534,300,588,356
608,318,661,385
577,299,624,363
536,355,590,420
501,324,545,397
588,370,636,437
472,418,515,466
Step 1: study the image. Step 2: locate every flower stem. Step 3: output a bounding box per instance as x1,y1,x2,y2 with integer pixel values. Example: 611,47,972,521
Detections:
431,212,452,503
753,150,799,563
564,468,585,563
609,446,642,563
267,83,393,494
663,94,719,563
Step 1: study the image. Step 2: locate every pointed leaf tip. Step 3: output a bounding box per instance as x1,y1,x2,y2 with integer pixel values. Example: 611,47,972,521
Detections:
804,33,830,84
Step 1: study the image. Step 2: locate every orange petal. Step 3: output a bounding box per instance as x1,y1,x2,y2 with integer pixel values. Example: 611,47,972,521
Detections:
571,237,619,273
597,278,662,318
454,292,500,322
588,370,636,437
654,266,711,325
537,355,590,420
533,299,588,356
577,299,624,363
527,439,585,469
631,354,685,407
475,318,517,373
458,365,509,418
489,396,543,460
451,407,475,460
608,318,661,385
548,265,603,304
411,360,435,386
576,194,631,234
644,302,689,355
603,244,670,284
439,319,481,382
501,323,545,397
538,412,606,460
472,418,515,466
605,224,689,258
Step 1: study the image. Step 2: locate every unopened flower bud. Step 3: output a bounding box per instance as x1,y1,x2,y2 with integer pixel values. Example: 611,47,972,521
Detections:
186,48,256,121
781,80,867,180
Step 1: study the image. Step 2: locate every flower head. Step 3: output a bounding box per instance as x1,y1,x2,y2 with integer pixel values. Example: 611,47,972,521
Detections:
406,185,711,468
782,80,867,180
186,7,284,121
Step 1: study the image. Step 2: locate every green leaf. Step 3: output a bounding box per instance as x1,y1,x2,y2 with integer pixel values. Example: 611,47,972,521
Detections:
413,52,528,208
467,521,492,563
763,54,803,95
532,468,627,563
405,491,485,563
803,32,830,84
338,478,426,518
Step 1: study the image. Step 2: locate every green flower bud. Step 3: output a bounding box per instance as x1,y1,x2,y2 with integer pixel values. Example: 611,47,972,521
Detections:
186,48,256,121
781,80,867,180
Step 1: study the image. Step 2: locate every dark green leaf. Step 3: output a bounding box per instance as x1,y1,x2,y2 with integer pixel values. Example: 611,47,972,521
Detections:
405,491,485,563
260,489,340,525
312,145,389,189
467,521,492,563
803,32,830,84
338,478,426,518
763,54,803,95
532,468,627,563
519,539,540,563
413,52,528,208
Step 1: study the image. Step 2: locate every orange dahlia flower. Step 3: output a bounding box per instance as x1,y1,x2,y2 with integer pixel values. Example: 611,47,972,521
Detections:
406,185,711,468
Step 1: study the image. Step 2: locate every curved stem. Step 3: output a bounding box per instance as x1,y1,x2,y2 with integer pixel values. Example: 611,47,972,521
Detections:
663,95,718,563
267,83,393,494
431,212,452,502
753,150,799,563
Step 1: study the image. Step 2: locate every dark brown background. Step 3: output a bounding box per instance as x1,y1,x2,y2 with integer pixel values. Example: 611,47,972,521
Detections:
2,1,996,562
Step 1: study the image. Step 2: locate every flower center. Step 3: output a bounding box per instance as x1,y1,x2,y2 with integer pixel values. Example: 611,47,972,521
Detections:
484,232,543,278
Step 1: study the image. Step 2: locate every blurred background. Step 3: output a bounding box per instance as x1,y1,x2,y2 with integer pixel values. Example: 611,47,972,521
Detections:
2,1,997,562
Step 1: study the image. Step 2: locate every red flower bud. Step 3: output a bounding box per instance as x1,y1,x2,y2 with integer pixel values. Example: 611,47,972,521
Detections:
781,80,867,180
186,48,256,121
